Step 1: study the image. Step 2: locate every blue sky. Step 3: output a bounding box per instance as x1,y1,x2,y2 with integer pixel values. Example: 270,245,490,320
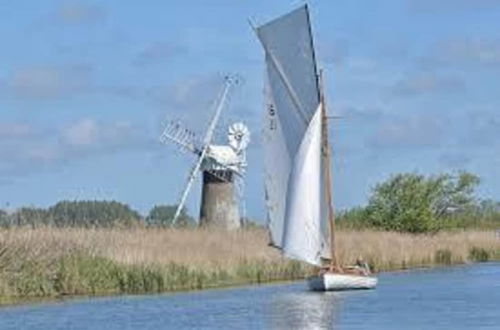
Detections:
1,0,500,221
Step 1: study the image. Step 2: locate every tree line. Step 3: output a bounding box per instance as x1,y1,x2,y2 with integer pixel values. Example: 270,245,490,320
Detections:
1,171,499,232
0,201,195,228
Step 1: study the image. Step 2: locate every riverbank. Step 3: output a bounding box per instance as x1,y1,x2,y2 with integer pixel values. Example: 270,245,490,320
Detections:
0,227,499,305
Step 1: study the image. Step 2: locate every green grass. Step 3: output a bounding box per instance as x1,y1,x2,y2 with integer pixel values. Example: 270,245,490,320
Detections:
0,252,313,305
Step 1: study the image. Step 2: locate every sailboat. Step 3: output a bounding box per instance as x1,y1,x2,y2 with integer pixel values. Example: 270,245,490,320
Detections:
252,5,377,291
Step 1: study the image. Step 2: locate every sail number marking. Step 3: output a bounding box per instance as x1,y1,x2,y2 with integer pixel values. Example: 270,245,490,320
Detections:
268,104,277,131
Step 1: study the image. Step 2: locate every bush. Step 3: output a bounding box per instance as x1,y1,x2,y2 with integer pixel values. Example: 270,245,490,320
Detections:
0,210,10,227
337,207,369,229
10,208,50,227
364,172,480,233
469,247,489,262
48,200,142,227
434,249,452,265
146,205,194,227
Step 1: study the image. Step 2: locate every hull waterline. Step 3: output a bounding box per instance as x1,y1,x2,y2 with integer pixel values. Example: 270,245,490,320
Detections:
308,273,378,291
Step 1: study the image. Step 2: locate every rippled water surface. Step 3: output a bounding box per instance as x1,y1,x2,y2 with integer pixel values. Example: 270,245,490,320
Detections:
1,263,499,329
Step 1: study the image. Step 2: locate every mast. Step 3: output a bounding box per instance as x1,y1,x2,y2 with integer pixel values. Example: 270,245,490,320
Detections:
319,70,339,271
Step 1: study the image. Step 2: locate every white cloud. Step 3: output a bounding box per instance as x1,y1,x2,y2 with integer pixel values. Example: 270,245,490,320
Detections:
437,39,500,66
367,115,444,149
57,2,106,25
63,118,99,147
0,123,35,139
318,39,350,65
417,39,500,70
439,152,471,167
0,139,61,176
391,72,465,97
10,67,64,99
24,145,60,163
409,0,500,12
0,118,152,180
5,65,92,100
462,110,500,147
150,74,225,133
61,118,143,151
134,42,186,66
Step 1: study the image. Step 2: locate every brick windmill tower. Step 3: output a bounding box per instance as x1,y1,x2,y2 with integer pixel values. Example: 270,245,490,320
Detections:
159,76,250,229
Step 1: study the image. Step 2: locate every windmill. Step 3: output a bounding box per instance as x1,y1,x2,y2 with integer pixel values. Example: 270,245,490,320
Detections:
160,76,250,229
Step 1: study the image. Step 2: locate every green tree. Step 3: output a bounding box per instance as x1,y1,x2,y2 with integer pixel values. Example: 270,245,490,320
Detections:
0,209,10,227
146,205,194,227
11,207,50,227
365,172,480,233
448,199,500,229
337,207,368,229
48,200,142,227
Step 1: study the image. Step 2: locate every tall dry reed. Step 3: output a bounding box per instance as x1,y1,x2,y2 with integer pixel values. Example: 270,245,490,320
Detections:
336,230,500,270
0,227,498,303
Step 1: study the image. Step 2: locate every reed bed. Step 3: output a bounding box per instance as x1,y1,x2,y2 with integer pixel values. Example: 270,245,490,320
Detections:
337,230,500,270
0,227,498,304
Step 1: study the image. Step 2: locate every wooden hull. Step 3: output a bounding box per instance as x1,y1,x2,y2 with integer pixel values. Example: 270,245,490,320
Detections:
308,273,378,291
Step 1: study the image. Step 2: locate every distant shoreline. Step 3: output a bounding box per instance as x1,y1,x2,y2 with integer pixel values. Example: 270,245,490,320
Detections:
0,227,499,306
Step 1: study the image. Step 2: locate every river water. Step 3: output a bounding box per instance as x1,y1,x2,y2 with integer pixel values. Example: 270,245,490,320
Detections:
1,262,499,329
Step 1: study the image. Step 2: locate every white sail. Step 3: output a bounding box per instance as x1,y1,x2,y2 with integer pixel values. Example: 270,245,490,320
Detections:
283,104,323,266
257,5,330,264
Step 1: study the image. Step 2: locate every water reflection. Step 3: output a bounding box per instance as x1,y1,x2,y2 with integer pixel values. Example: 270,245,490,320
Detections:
270,291,342,329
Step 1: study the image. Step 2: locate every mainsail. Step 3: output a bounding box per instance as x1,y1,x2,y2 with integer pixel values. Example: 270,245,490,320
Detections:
255,5,331,266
